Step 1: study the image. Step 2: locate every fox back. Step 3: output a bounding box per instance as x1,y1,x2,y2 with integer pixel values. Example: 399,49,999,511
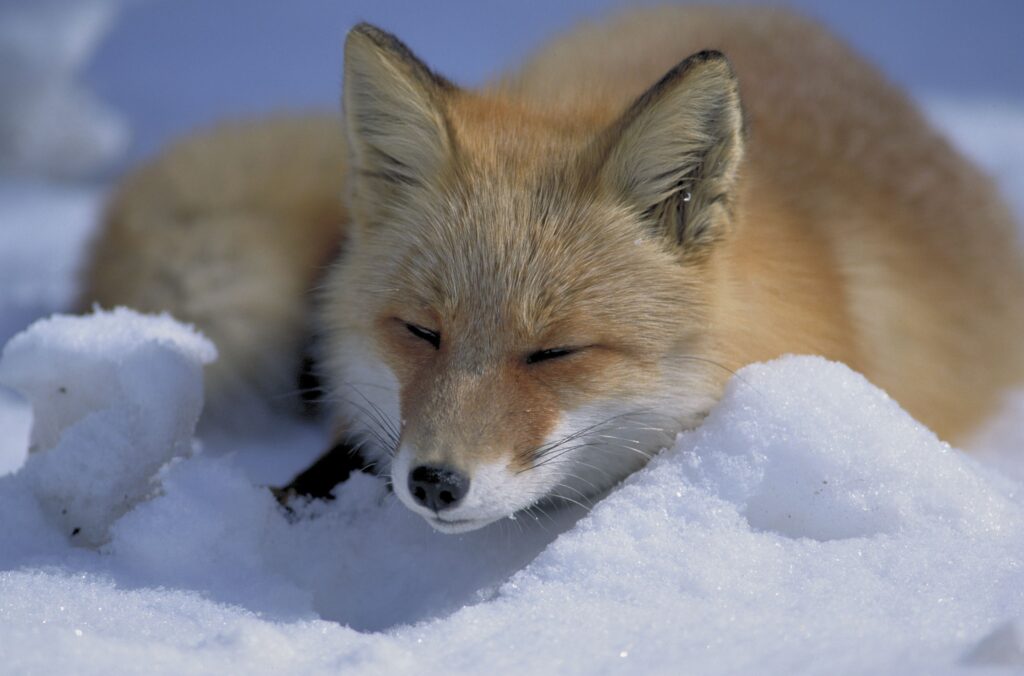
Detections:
82,8,1024,532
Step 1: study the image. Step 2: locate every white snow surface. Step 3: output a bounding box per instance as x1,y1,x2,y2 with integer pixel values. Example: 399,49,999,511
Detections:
0,101,1023,673
0,309,215,546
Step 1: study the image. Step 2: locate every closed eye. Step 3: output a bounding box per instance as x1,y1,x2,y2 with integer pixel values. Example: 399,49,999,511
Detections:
526,347,578,364
405,322,440,349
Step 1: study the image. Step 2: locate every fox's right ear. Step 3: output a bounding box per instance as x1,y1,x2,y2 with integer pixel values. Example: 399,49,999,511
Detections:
343,24,453,211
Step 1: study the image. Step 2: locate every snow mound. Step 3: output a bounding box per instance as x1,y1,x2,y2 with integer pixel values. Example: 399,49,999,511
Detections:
0,309,1022,673
0,308,215,545
681,358,1018,541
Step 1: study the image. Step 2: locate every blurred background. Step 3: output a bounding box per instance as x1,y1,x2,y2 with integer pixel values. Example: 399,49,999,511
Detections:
1,0,1021,181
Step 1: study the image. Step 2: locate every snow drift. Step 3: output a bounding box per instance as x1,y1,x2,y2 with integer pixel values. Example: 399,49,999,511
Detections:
1,308,1023,674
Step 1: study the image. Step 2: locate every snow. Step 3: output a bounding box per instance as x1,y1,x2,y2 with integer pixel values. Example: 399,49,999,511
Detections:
1,3,1023,673
0,387,30,476
963,620,1024,668
0,309,214,545
0,181,101,347
0,0,127,178
0,118,1021,676
926,99,1024,236
0,115,1021,676
1,322,1023,672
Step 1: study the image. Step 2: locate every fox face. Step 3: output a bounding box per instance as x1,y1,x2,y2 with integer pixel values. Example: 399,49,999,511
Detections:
320,25,744,533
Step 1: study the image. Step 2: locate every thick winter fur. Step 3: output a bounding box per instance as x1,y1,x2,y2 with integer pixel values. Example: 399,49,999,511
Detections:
81,7,1024,532
82,116,347,420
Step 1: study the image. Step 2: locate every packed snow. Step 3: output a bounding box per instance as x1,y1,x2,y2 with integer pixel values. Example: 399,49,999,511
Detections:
0,310,215,546
2,2,1024,674
2,312,1024,673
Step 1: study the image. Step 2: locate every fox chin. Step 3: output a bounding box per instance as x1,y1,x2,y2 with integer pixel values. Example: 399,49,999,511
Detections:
81,8,1024,533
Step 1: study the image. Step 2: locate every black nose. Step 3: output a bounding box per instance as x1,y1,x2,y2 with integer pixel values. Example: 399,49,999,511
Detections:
408,465,470,512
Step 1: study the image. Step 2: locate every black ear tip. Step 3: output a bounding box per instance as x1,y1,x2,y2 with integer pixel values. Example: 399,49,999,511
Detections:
349,22,385,39
688,50,736,77
346,22,400,53
692,49,725,61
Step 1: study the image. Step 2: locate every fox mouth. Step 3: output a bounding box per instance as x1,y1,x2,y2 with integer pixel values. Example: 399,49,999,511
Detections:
425,514,497,534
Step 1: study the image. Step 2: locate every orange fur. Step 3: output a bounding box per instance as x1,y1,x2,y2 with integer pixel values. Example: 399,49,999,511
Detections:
80,7,1024,530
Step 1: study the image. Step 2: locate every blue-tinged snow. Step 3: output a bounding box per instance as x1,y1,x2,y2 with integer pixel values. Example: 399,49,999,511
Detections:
2,313,1024,673
1,1,1024,674
0,0,127,178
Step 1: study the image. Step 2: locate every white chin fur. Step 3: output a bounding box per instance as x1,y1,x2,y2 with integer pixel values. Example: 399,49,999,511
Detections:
527,399,685,502
327,335,402,467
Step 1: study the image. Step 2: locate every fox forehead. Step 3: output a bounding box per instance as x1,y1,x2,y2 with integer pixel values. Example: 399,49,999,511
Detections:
390,195,695,345
445,91,611,167
359,167,702,349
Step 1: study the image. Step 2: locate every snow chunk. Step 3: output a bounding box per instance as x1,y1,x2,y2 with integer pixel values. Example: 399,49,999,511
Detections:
678,357,1019,541
414,357,1024,673
0,308,215,545
0,351,1022,672
0,311,1022,671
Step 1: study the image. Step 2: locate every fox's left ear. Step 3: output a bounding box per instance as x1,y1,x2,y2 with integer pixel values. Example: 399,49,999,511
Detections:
598,51,744,256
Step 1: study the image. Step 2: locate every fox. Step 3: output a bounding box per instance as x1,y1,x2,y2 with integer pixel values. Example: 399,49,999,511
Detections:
80,7,1024,533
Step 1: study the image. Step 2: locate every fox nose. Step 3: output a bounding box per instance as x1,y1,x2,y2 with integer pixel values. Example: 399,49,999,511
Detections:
408,465,470,512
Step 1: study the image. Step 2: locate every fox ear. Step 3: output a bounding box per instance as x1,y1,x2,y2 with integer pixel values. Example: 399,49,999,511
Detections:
343,24,453,201
598,51,744,256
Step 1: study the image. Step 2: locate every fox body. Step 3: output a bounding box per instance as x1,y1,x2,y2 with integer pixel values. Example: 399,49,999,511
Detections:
82,7,1024,532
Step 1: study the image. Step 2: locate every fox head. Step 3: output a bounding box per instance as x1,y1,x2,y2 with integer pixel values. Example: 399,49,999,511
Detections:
320,24,745,533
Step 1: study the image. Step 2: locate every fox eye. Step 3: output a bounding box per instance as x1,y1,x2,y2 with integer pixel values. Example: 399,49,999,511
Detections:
405,322,440,349
526,347,577,364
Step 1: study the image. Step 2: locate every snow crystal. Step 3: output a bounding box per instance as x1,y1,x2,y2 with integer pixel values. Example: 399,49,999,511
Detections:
0,308,215,545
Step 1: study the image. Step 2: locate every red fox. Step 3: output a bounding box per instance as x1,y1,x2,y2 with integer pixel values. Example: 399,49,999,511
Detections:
81,7,1024,533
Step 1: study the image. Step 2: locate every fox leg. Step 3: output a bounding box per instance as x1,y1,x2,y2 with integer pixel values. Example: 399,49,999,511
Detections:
78,116,348,422
273,434,368,503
